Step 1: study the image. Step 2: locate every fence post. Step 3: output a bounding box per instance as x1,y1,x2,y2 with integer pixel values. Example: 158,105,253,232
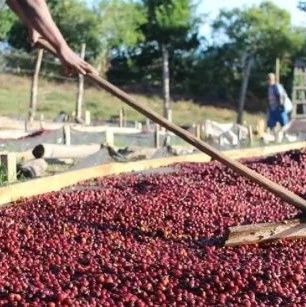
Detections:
29,48,44,122
0,153,17,183
119,108,124,128
154,124,160,148
105,129,114,147
196,124,201,139
276,58,281,83
123,108,127,127
64,125,71,145
248,125,254,145
24,119,28,132
237,55,253,124
85,110,91,126
146,118,150,131
40,114,44,130
76,43,86,121
257,119,266,138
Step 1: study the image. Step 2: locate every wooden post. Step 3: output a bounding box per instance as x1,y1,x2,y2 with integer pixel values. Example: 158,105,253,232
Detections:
76,43,86,121
0,153,16,183
237,126,242,142
146,118,150,131
164,134,171,147
85,110,91,126
123,108,127,127
167,109,173,123
276,58,280,83
40,114,44,130
105,129,114,147
154,124,160,148
237,55,253,124
192,123,196,136
64,125,71,145
29,48,44,122
202,121,208,140
196,124,201,139
201,123,205,140
162,44,171,122
24,119,28,132
119,108,124,128
257,119,266,138
248,125,254,145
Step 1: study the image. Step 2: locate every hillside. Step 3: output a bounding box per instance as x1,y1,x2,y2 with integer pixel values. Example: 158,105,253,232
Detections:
0,74,263,126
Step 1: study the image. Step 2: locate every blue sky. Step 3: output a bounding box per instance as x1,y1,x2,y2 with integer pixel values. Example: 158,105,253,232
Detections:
86,0,306,37
198,0,306,37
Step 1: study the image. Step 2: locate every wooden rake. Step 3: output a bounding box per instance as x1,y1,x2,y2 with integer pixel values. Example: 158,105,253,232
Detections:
35,39,306,246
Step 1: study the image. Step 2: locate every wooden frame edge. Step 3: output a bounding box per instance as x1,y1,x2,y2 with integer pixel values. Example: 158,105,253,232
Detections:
0,141,305,207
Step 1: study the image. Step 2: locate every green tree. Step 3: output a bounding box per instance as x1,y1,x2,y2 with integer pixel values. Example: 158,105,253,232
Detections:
142,0,200,121
0,3,15,42
95,0,146,74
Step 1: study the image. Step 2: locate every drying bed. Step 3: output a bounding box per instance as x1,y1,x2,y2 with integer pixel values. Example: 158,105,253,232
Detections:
0,150,306,305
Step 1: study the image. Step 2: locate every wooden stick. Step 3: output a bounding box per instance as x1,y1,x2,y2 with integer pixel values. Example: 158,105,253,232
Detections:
0,154,17,183
29,49,44,122
76,43,86,120
226,219,306,246
35,38,306,213
237,55,253,125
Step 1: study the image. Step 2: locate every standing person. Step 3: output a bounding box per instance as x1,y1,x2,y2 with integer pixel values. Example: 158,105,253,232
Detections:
266,73,292,142
6,0,97,76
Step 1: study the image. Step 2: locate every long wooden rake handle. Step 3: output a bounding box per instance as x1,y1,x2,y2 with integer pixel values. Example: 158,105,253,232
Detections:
36,38,306,213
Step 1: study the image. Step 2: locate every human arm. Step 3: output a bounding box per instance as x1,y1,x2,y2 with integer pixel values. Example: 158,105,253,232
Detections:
6,0,97,75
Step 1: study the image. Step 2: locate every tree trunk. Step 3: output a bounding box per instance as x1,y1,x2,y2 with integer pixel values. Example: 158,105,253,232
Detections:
162,44,171,121
29,48,44,122
275,58,280,83
76,43,86,121
237,56,253,125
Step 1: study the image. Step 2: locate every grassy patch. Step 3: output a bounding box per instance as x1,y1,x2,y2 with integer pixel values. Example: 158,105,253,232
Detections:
0,73,264,126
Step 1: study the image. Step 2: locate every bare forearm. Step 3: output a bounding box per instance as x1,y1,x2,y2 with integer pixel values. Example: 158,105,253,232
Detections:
6,0,98,75
7,0,68,51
